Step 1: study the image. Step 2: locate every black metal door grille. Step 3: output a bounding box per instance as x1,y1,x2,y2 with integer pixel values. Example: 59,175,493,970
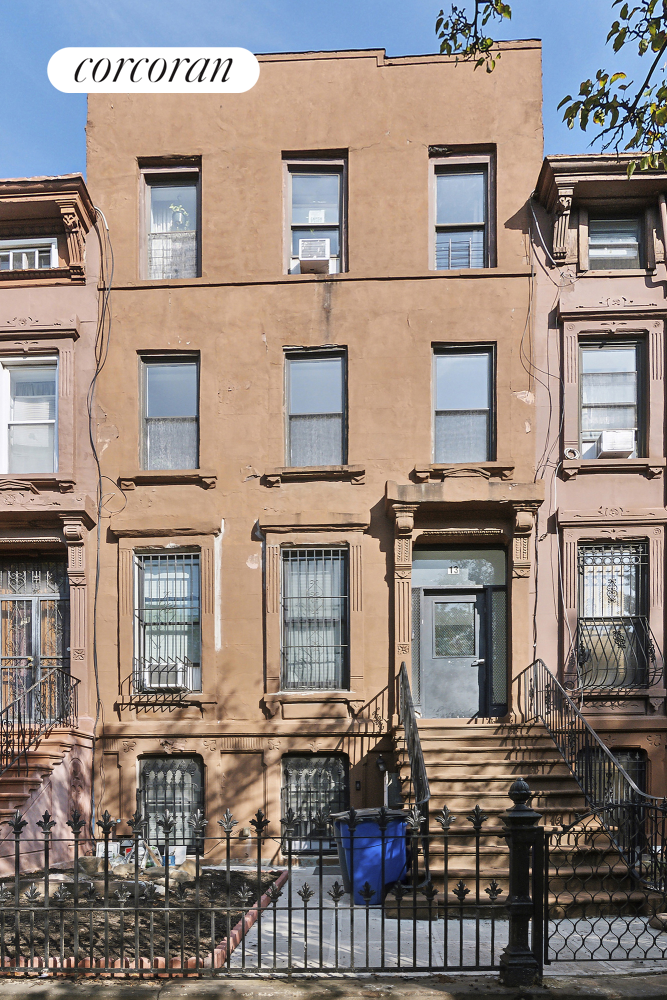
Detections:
139,755,204,848
281,754,349,851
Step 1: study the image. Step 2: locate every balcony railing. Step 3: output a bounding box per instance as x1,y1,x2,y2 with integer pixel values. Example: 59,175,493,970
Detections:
0,666,78,776
564,616,664,693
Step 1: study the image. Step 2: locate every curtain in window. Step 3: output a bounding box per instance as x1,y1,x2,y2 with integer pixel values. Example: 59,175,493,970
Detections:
148,183,198,279
144,362,198,471
136,554,201,691
282,549,348,690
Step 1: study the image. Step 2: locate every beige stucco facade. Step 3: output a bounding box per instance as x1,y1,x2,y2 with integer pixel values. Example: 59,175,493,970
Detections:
86,45,545,856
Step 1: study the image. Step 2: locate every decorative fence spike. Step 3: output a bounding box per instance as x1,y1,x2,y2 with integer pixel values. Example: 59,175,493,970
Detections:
67,809,86,835
485,879,503,902
37,811,56,834
359,881,376,904
250,809,269,836
327,881,346,904
297,883,315,904
453,880,470,903
466,804,488,830
96,810,115,836
218,808,237,833
157,810,176,835
436,805,456,831
188,809,208,835
6,810,27,836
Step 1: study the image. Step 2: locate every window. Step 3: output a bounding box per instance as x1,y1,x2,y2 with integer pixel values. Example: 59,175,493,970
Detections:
281,548,349,691
588,217,641,270
139,755,204,850
0,557,69,708
577,542,651,688
435,169,487,269
144,172,199,279
141,357,199,470
0,357,57,473
0,238,58,272
433,347,493,463
580,342,641,459
133,552,201,693
282,754,349,852
286,353,345,467
287,163,344,273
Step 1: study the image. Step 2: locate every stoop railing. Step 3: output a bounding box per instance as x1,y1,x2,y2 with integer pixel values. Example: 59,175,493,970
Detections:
0,667,78,777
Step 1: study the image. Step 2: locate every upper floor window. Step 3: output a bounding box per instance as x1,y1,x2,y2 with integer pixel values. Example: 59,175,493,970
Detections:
281,547,349,691
286,160,345,274
433,347,494,462
286,353,345,467
434,168,488,270
134,551,201,693
580,342,641,459
588,217,642,270
141,356,199,471
0,238,58,272
0,357,57,474
143,170,199,280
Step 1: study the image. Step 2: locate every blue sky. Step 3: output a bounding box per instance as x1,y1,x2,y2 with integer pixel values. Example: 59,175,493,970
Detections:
0,0,650,178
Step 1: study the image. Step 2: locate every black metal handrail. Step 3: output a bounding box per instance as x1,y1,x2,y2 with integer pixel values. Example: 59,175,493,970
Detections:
0,667,79,777
398,662,430,814
520,658,667,889
564,615,664,693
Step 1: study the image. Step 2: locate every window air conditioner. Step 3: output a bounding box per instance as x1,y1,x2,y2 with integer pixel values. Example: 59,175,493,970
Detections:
298,238,330,274
595,430,634,459
135,659,192,693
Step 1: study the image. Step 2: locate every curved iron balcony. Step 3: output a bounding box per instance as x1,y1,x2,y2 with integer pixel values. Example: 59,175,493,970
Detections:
565,615,664,692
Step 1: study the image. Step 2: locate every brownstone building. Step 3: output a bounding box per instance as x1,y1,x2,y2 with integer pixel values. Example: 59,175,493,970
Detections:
0,174,99,867
85,43,575,868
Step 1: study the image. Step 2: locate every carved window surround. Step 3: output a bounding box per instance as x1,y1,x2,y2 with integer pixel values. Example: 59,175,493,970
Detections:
558,513,666,711
260,513,367,706
561,318,664,469
118,470,217,490
264,465,365,487
116,534,217,710
414,462,514,483
0,319,80,341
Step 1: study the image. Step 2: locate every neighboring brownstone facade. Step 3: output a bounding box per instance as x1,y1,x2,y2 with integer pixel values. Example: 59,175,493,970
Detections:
534,155,667,798
86,45,547,858
0,174,98,866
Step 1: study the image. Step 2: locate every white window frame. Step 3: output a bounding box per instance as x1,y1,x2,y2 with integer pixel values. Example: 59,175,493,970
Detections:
283,159,347,275
0,356,58,474
140,167,201,281
0,237,58,272
430,154,495,271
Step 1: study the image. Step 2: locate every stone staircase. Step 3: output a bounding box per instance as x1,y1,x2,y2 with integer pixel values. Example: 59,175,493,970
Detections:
394,719,640,912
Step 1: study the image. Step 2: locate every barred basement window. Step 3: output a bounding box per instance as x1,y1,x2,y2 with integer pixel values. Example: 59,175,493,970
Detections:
144,172,200,280
282,754,349,852
133,552,201,693
281,548,349,691
577,542,652,689
139,755,204,850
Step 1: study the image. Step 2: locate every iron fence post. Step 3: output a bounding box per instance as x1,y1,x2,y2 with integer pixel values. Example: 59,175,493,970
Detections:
498,777,543,988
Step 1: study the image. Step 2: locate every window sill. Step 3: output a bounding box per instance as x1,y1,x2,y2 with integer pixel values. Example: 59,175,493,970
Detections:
0,473,76,493
577,268,656,278
0,267,82,284
264,465,365,487
263,690,363,720
119,470,217,489
414,462,514,483
562,458,665,481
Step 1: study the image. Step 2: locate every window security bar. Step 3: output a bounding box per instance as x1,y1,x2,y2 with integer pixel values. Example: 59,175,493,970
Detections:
565,615,663,692
147,231,197,280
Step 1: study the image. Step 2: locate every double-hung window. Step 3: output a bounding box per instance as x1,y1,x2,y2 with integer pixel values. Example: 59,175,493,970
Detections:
580,342,641,459
287,162,345,274
0,238,58,272
286,353,345,467
0,357,58,473
134,552,201,693
588,217,642,270
433,347,493,463
281,548,349,691
434,167,488,270
144,171,199,280
141,357,199,470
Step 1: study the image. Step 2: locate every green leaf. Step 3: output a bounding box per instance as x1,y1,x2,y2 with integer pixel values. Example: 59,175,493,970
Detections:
627,160,637,178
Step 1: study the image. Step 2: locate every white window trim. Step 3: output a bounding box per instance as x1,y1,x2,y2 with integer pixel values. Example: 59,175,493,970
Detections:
283,159,347,275
429,154,495,271
0,237,58,270
0,355,59,474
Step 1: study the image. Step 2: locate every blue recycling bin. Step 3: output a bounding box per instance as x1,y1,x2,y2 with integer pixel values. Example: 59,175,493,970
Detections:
331,808,408,906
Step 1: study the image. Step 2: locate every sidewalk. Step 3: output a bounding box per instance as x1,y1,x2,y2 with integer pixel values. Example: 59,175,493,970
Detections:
0,971,666,1000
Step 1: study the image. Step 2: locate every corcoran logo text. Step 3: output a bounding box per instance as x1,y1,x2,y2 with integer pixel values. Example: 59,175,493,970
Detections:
48,47,260,94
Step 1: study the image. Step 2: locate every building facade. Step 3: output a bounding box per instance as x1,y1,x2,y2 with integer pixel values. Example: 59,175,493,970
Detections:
0,174,99,866
534,155,667,800
86,44,547,860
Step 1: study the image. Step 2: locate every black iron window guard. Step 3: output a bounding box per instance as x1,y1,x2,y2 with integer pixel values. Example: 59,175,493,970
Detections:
565,615,663,692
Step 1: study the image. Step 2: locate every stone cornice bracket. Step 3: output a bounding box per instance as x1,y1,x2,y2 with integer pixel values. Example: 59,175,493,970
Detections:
552,186,574,263
61,515,86,586
392,503,419,537
54,198,86,281
512,507,534,579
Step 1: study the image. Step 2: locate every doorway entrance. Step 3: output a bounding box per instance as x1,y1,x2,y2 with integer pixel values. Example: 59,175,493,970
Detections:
412,547,507,719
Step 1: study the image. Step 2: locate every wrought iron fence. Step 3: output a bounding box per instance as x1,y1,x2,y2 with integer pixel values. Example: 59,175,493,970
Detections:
521,658,667,890
564,616,663,692
0,667,78,776
0,781,543,981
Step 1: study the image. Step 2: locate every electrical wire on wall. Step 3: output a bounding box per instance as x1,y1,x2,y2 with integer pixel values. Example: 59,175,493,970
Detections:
87,207,115,840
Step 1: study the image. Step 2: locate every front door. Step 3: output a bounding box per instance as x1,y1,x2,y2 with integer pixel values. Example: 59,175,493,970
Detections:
420,590,486,719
